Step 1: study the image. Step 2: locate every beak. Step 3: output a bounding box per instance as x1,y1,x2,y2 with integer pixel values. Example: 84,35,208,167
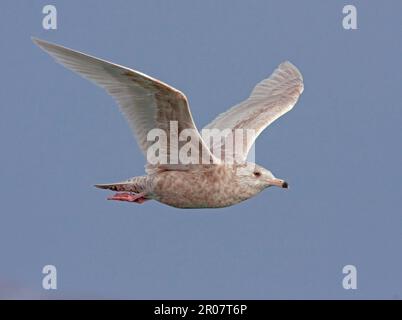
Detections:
268,178,288,189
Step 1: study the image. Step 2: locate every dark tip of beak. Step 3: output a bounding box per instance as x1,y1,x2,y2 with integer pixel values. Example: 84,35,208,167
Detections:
282,181,288,189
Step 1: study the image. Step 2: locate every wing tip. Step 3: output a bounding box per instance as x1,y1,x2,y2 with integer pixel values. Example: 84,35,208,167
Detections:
279,61,304,93
31,36,61,56
280,61,303,78
31,36,48,48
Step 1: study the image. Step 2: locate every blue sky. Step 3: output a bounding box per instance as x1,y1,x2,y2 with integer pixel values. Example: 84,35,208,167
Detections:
1,0,401,299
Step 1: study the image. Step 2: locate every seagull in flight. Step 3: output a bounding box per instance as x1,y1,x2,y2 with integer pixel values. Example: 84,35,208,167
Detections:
33,38,303,208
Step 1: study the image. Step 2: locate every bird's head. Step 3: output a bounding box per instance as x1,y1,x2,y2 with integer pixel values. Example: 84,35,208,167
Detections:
234,162,288,191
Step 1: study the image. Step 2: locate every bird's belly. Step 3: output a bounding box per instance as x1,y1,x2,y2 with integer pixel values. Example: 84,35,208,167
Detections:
157,189,241,208
151,171,246,209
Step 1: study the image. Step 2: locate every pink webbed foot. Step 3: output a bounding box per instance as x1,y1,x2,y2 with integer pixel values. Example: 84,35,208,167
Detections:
107,192,148,204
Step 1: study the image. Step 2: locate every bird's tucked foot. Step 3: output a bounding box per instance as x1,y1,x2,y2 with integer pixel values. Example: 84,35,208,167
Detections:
107,192,148,204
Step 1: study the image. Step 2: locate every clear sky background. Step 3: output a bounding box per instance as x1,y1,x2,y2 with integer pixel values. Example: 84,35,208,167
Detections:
1,0,401,299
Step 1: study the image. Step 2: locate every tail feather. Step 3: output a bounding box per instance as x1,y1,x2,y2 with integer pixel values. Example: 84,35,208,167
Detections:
94,176,147,193
94,183,130,192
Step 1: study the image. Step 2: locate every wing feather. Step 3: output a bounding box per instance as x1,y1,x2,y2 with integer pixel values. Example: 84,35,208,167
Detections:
33,38,218,169
203,61,303,161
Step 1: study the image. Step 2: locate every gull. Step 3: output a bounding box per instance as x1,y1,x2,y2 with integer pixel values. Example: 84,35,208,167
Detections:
32,38,303,209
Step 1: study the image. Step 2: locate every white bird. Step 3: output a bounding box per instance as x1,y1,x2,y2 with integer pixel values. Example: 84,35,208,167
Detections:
33,38,303,208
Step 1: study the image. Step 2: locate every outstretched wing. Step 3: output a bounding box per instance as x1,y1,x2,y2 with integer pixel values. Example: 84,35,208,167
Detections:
33,38,219,170
203,61,303,162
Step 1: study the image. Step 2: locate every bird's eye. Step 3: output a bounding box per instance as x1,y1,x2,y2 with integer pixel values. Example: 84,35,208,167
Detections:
253,171,261,177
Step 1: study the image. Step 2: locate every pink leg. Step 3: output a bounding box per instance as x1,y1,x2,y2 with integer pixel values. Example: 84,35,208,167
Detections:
107,192,148,204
